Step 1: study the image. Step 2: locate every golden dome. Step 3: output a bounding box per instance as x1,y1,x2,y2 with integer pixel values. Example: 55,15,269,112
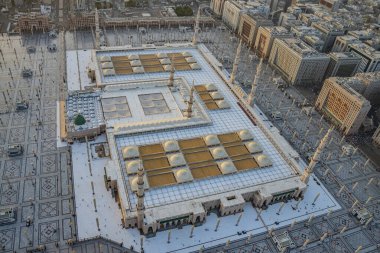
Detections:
163,140,180,152
218,160,237,174
122,146,139,160
238,129,253,141
245,141,262,154
203,134,220,146
168,153,186,167
126,160,140,174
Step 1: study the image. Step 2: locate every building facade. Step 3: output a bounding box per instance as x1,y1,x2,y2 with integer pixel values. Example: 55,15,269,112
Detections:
269,38,330,86
312,22,345,52
354,72,380,105
324,52,361,79
348,43,380,73
254,26,293,58
17,13,51,33
315,77,371,135
332,35,361,52
373,125,380,147
238,13,273,48
222,0,244,31
210,0,227,17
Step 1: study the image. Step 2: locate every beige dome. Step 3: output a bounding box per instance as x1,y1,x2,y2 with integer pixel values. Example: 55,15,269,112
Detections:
210,91,223,100
128,54,139,60
182,52,192,57
99,55,111,62
122,146,139,160
101,62,114,69
168,153,186,167
160,58,171,65
130,176,149,191
157,53,168,58
103,69,115,76
238,129,253,141
185,57,196,63
190,63,201,70
211,147,228,159
130,60,142,66
126,160,140,174
163,140,180,152
163,65,172,71
255,154,272,167
174,168,193,183
216,100,230,109
218,160,237,174
203,134,220,146
245,141,262,154
132,66,144,73
205,84,217,91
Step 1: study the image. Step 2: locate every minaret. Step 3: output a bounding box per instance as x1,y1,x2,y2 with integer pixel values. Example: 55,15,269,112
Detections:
300,127,334,183
95,8,100,49
168,57,175,88
186,87,195,118
192,8,201,45
247,57,263,106
229,39,242,85
136,164,145,230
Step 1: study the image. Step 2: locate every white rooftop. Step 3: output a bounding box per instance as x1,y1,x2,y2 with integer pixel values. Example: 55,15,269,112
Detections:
93,46,298,211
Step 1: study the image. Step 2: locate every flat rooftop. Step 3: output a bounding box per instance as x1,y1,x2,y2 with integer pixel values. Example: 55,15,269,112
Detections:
95,46,299,210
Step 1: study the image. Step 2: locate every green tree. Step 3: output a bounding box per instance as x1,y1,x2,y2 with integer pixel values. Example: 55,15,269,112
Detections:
125,0,137,7
175,6,193,17
74,114,86,126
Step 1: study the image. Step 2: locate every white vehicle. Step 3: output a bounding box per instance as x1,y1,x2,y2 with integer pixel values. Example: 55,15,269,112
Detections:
271,111,282,120
301,106,315,116
342,144,355,156
217,26,226,31
138,27,147,33
352,207,371,225
179,26,191,33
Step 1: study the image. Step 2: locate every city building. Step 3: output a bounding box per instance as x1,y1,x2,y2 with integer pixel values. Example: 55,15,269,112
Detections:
299,13,321,26
278,12,297,27
312,21,345,52
223,0,271,31
65,44,308,236
17,13,52,33
332,35,361,52
238,13,273,47
61,91,106,143
372,125,380,147
319,0,340,12
303,34,324,51
354,72,380,105
210,0,227,17
347,43,380,72
222,0,244,31
269,38,330,86
291,25,322,39
324,52,361,79
348,30,375,42
254,26,293,58
315,77,371,135
269,0,292,12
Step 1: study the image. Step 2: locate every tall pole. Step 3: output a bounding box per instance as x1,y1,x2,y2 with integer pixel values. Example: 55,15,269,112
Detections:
247,57,263,106
300,127,334,183
186,86,195,118
95,8,100,49
136,164,145,230
192,8,201,45
229,39,242,85
168,56,175,88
